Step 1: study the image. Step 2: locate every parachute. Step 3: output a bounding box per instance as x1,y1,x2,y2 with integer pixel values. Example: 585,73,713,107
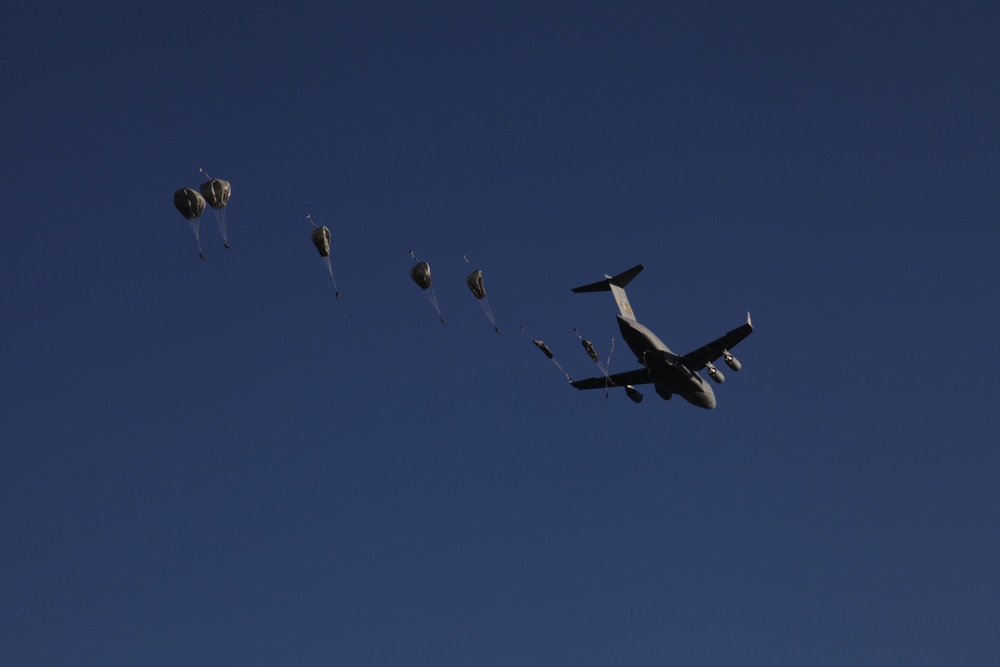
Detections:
311,226,331,258
198,168,232,249
462,255,499,332
521,326,571,382
574,328,615,397
533,339,554,359
174,187,207,261
410,260,432,290
466,270,485,299
409,252,445,324
466,269,499,333
308,214,340,299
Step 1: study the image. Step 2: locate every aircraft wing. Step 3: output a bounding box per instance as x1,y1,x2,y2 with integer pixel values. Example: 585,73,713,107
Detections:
571,368,651,390
681,313,754,370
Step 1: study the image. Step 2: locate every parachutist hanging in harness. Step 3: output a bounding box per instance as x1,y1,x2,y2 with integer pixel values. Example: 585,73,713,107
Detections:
173,187,207,261
308,214,340,299
409,251,445,325
198,168,232,249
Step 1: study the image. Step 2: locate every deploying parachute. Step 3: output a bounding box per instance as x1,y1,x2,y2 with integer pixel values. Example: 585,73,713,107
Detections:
409,251,445,324
521,326,571,382
308,214,340,299
533,338,554,359
574,328,615,397
174,187,207,261
465,268,499,333
198,168,232,249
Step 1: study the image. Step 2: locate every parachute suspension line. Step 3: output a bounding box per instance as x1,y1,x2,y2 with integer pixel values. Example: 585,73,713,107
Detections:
521,326,572,382
322,257,340,298
426,289,445,324
188,219,205,261
198,167,212,180
478,298,499,333
215,208,230,249
307,213,318,228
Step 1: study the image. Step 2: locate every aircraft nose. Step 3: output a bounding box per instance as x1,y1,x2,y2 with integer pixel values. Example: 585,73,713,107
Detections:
702,393,717,410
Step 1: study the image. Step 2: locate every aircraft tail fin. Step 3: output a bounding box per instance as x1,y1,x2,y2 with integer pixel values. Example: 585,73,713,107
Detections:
571,264,644,321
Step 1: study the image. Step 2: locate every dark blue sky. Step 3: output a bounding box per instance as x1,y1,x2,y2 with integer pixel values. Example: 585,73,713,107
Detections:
2,1,998,665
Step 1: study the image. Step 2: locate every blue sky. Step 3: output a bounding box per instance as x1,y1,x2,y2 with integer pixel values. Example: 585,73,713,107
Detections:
2,1,998,665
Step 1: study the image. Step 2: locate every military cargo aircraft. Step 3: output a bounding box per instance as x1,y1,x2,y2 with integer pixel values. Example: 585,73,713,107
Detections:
570,264,753,409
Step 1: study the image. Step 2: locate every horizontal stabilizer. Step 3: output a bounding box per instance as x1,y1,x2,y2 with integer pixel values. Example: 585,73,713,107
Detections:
571,367,652,390
571,264,644,293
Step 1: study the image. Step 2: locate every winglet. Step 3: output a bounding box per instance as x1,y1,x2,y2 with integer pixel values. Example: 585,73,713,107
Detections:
747,312,753,330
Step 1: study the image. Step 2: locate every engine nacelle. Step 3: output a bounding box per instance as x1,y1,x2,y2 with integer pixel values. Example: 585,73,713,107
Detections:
723,350,741,372
624,385,643,404
706,362,726,384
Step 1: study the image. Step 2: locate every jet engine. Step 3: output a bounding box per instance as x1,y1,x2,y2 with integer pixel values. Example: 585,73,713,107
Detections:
624,385,643,404
723,350,741,371
706,362,726,384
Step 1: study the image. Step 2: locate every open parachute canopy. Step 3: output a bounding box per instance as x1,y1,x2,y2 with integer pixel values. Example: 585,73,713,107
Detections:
410,261,432,290
174,188,206,220
311,226,331,258
199,178,231,209
466,270,486,299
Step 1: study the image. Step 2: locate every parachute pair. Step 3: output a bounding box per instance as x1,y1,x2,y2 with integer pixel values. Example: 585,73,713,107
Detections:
408,254,498,332
521,326,615,388
173,168,232,261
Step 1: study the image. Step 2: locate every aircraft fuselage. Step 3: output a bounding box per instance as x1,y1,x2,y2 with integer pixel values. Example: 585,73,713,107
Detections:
570,264,751,409
616,315,717,409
